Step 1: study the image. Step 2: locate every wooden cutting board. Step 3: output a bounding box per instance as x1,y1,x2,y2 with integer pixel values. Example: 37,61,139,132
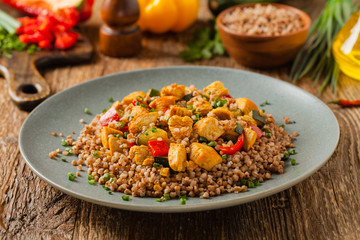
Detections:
0,32,94,111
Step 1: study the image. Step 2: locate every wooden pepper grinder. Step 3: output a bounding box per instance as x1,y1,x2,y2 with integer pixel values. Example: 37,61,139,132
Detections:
99,0,142,57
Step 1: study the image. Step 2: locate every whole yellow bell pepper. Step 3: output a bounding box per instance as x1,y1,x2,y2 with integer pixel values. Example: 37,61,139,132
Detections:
137,0,199,34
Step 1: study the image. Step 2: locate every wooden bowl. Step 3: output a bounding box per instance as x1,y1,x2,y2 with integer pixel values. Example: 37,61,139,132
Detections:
216,3,311,68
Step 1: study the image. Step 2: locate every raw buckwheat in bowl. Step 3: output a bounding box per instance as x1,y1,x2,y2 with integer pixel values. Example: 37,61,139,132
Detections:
216,3,311,68
19,67,339,212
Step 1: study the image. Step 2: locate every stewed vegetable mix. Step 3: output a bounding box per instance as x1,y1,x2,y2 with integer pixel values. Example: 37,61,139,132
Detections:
67,81,296,200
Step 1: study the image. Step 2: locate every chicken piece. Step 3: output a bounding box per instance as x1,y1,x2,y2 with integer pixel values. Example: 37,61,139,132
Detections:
129,145,154,165
220,120,239,142
194,117,224,141
235,98,259,115
166,105,192,118
189,143,222,171
149,96,176,112
210,106,234,120
160,83,186,100
186,160,198,170
196,101,213,116
243,127,257,151
129,112,159,133
122,91,146,105
168,143,187,172
130,105,149,118
168,116,193,139
109,137,128,156
203,81,229,99
101,127,123,149
241,115,257,127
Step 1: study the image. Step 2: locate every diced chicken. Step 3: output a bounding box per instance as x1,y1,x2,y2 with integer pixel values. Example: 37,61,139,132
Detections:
129,145,154,165
243,127,257,151
203,81,229,99
130,105,149,118
194,117,224,141
129,112,159,133
186,160,198,170
101,127,123,149
189,143,222,171
149,96,176,112
220,120,239,142
122,91,146,105
210,106,234,120
168,116,193,139
196,101,213,116
166,105,192,118
108,137,126,156
241,115,257,127
235,98,259,115
168,143,187,172
160,83,186,100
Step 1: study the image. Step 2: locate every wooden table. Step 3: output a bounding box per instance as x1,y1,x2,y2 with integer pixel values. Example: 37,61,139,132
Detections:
1,0,360,239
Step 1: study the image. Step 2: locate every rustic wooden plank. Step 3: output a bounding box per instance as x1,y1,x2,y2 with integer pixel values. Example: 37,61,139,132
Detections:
1,0,360,239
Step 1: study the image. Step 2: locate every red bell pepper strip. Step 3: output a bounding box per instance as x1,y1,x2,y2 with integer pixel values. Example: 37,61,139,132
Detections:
129,142,136,148
330,99,360,107
99,107,120,127
220,94,233,99
250,124,262,140
1,0,94,27
120,126,129,132
148,140,169,157
218,134,244,155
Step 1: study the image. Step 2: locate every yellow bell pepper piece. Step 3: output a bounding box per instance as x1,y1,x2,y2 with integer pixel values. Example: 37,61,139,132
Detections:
137,0,199,34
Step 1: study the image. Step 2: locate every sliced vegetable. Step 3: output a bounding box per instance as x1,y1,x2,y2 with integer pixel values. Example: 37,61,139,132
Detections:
234,123,244,135
148,89,160,97
250,124,262,140
99,106,120,127
0,9,21,33
137,127,169,145
154,157,170,167
219,134,244,155
250,110,266,128
148,140,169,157
183,93,194,101
2,0,94,27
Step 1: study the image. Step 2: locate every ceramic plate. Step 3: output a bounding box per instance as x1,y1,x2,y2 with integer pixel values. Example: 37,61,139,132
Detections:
19,66,339,213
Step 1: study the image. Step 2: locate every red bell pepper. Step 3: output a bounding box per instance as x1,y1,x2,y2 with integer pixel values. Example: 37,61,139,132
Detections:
147,140,169,157
218,134,244,155
17,13,79,50
2,0,94,27
129,142,136,148
250,124,262,140
120,126,129,132
220,94,233,99
99,107,120,127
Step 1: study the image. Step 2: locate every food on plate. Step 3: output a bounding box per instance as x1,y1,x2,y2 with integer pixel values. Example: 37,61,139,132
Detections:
58,81,296,199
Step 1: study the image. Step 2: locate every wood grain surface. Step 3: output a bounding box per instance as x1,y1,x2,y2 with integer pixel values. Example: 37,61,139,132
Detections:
1,0,360,239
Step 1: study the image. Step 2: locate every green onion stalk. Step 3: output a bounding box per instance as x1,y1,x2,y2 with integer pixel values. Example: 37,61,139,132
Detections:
290,0,354,94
